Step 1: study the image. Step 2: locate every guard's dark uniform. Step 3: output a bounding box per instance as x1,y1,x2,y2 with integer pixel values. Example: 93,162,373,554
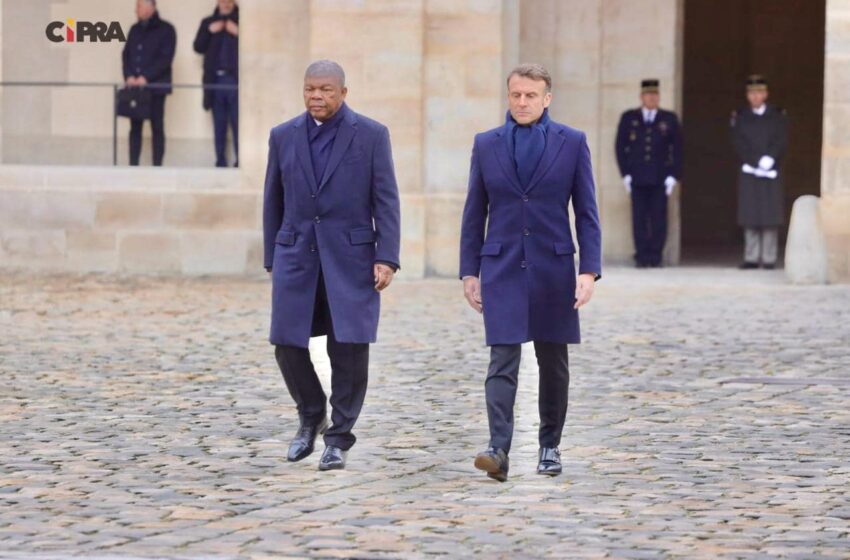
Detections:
615,88,682,267
193,5,239,167
730,104,788,265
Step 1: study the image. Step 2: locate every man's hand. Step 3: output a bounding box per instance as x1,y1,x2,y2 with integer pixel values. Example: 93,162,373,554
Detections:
574,273,597,309
126,76,138,86
209,20,225,33
136,75,148,86
374,263,394,292
225,20,238,35
463,276,482,314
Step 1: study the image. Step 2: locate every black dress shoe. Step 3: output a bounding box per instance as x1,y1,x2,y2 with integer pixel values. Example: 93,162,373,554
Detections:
287,417,328,462
537,447,562,476
318,445,347,471
762,263,776,270
474,447,509,482
738,262,759,270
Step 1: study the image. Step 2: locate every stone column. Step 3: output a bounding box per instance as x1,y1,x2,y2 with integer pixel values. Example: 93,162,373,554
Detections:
820,0,850,282
423,0,519,276
239,0,310,191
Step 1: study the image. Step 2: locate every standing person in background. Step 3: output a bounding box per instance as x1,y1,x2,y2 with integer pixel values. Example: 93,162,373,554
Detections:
122,0,176,166
194,0,239,168
730,75,788,270
615,79,682,268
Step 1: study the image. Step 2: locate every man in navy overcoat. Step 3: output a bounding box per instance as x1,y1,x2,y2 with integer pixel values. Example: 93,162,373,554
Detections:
459,64,602,482
263,60,401,471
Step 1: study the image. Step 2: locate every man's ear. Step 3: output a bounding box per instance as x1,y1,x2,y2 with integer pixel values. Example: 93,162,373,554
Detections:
543,92,553,108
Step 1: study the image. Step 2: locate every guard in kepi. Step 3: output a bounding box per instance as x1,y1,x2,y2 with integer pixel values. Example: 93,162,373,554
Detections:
615,79,682,268
194,0,239,167
121,0,176,166
730,75,788,270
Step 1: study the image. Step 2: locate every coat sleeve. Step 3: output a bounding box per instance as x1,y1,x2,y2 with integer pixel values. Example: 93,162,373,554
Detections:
768,111,789,163
121,30,132,79
262,130,283,271
193,18,212,54
670,113,683,180
614,112,630,177
572,133,602,279
371,126,402,271
142,24,177,83
730,111,754,166
459,136,488,279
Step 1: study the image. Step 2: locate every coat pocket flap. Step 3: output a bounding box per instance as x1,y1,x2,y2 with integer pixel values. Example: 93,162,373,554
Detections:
349,227,377,245
553,241,576,255
275,230,296,246
480,242,502,256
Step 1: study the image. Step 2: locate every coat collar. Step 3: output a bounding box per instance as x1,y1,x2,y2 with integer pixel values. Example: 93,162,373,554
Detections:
293,104,358,193
494,114,565,194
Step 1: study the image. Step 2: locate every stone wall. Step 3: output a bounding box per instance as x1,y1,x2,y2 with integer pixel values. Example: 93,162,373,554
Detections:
0,166,259,274
821,0,850,282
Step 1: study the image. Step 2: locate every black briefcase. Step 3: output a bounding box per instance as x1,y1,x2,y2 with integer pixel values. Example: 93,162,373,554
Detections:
116,87,152,120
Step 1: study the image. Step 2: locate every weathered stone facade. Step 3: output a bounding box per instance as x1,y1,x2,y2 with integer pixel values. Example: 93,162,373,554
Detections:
1,0,848,281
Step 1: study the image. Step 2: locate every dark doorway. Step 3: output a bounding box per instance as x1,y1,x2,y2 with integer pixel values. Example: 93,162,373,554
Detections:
681,0,825,264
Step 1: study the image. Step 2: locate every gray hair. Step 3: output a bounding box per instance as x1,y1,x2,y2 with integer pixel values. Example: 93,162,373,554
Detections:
507,63,552,92
304,60,346,88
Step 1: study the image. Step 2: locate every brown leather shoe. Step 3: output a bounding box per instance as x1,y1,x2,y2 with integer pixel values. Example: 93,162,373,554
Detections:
474,447,509,482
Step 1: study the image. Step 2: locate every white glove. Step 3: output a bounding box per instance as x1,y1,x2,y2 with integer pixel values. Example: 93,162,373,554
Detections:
664,176,676,196
742,164,778,179
623,175,632,194
758,155,775,171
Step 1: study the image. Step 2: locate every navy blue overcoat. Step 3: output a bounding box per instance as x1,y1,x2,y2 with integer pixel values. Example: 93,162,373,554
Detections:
459,119,602,346
263,105,401,348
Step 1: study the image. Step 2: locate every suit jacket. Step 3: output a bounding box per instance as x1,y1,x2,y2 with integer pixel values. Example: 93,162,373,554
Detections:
459,118,602,346
121,12,176,95
615,108,682,186
263,104,401,348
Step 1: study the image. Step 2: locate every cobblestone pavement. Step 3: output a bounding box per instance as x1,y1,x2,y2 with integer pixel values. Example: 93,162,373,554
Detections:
0,267,848,559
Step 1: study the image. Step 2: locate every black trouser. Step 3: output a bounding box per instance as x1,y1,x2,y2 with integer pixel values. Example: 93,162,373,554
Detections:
212,73,238,167
274,273,369,451
631,183,667,266
485,342,569,453
129,93,166,166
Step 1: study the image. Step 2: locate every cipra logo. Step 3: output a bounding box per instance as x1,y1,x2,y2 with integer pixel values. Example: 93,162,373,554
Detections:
45,18,127,43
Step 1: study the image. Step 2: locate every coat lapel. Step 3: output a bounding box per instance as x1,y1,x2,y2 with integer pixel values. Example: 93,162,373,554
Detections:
294,114,319,194
524,128,566,193
493,130,524,195
318,109,357,192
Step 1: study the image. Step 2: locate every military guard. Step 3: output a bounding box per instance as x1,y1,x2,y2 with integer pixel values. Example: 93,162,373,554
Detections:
615,79,682,267
730,75,788,269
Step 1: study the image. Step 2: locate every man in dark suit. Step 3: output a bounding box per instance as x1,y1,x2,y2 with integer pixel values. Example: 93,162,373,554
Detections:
263,60,401,471
730,75,788,270
459,63,602,482
615,79,682,267
121,0,176,166
193,0,239,167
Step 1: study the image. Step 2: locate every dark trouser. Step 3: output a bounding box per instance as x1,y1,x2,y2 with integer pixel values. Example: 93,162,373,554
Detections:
212,73,238,167
485,342,569,453
129,93,166,166
274,273,369,451
631,183,667,266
